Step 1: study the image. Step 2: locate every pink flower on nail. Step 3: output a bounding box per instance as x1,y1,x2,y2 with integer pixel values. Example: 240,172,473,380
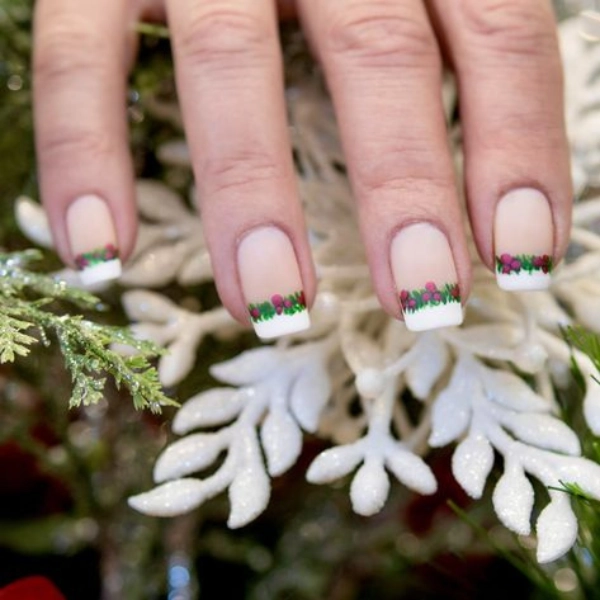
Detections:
271,294,284,307
250,308,260,319
425,281,437,292
283,299,292,308
500,254,512,265
408,299,417,309
422,293,431,302
433,293,441,301
510,260,521,270
104,244,117,260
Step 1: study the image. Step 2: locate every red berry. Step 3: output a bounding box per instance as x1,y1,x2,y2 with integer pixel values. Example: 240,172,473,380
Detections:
297,291,306,307
276,306,283,314
400,290,409,301
250,308,260,319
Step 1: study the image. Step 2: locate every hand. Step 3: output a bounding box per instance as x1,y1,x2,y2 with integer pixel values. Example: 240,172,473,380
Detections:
33,0,572,337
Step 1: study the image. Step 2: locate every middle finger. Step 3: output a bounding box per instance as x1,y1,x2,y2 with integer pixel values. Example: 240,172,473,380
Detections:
298,0,471,331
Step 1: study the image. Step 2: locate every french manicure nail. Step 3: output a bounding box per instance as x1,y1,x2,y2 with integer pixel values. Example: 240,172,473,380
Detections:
494,188,554,291
391,223,463,332
238,227,310,339
66,195,121,285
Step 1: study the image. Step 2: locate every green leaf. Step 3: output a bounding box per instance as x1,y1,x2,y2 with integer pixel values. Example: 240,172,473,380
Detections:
564,326,600,374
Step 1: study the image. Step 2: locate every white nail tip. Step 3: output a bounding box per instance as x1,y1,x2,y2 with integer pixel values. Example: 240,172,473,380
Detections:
252,311,311,340
78,259,122,286
403,303,463,332
496,272,551,291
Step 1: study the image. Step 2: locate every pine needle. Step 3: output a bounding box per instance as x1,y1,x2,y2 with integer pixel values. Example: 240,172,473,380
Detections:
0,250,177,412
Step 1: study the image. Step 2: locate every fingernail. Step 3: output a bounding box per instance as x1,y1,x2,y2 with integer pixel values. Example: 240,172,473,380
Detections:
238,227,310,339
494,188,554,291
66,195,121,285
391,223,463,332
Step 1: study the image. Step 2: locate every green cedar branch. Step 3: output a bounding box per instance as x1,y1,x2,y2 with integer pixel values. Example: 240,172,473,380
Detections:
0,250,176,412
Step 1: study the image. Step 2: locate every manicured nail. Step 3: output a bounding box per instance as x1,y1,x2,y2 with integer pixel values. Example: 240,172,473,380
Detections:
391,223,463,332
66,195,121,285
238,227,310,339
494,188,554,291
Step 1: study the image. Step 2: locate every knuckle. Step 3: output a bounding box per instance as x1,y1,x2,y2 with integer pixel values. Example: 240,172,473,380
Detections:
38,128,113,166
203,150,282,195
178,6,272,67
34,15,109,82
324,2,438,69
459,0,557,58
356,148,454,199
360,174,454,202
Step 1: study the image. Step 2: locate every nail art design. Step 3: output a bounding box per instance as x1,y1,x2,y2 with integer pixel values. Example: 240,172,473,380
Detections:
495,253,553,290
238,227,311,340
74,243,119,270
73,243,121,285
391,224,464,332
495,253,553,276
67,195,122,286
399,282,461,313
248,291,307,323
494,189,554,291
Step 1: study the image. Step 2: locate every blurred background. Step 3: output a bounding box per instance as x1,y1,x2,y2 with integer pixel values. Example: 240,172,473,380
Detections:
0,1,598,598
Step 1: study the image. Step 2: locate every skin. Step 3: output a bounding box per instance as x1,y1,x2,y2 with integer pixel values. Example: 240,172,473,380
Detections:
33,0,572,325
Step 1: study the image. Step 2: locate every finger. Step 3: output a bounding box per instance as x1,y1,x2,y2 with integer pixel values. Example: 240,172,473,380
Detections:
33,0,137,285
430,0,572,290
166,0,315,339
298,0,470,331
